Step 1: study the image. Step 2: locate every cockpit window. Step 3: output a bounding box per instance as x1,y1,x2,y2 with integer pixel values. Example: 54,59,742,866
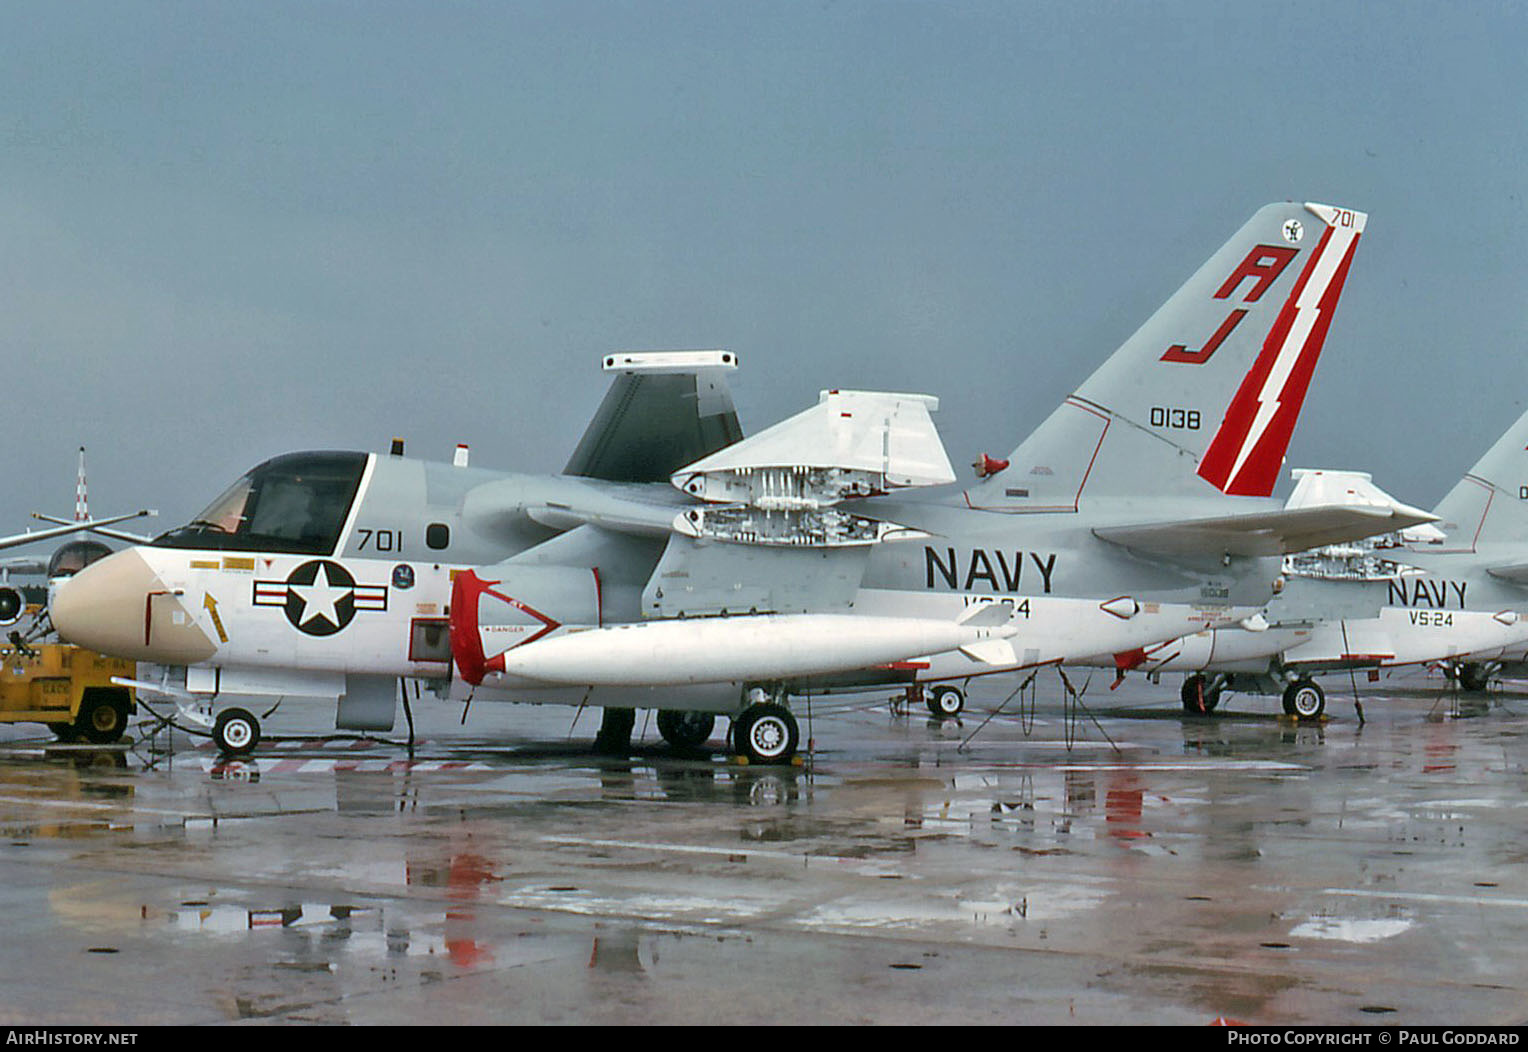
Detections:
153,452,368,555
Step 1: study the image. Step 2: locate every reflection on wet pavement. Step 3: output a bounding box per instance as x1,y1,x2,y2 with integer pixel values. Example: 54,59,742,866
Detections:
0,678,1525,1024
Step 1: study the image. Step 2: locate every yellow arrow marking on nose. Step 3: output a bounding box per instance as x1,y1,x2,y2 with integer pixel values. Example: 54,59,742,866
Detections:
203,594,228,644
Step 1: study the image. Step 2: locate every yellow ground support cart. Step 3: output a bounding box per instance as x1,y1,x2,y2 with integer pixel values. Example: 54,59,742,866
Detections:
0,641,137,743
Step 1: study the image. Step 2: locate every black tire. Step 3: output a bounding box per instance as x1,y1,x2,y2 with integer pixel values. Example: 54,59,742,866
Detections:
1282,679,1325,720
926,685,965,719
593,707,636,754
213,707,261,756
75,689,129,744
733,702,799,765
1180,675,1220,714
656,709,716,749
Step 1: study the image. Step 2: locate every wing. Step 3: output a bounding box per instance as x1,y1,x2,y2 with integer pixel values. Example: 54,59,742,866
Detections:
673,389,954,499
1285,469,1445,543
647,390,955,617
526,389,957,615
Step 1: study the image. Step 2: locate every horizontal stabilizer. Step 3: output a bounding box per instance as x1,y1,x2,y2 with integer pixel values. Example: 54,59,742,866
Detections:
1286,469,1445,543
1094,502,1439,559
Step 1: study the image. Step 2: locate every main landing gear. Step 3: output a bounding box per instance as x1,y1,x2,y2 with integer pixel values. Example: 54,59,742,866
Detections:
927,684,966,719
898,682,966,719
1452,661,1494,693
1281,678,1325,720
1180,674,1222,715
733,702,799,764
728,687,802,765
656,709,716,750
594,697,796,763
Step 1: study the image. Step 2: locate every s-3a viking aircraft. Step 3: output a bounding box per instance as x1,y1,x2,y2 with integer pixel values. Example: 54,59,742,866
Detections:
1123,407,1528,717
49,201,1430,762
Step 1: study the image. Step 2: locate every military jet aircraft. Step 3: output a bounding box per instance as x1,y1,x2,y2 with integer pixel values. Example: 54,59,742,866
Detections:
1132,410,1528,717
50,201,1430,762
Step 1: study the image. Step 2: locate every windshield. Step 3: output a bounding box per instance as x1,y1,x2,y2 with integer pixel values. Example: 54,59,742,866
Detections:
153,452,368,555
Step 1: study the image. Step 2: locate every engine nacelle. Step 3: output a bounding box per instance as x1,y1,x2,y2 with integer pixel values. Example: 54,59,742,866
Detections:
450,563,602,686
0,584,25,627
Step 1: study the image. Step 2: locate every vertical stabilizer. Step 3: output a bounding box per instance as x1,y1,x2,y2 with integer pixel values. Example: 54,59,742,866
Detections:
968,202,1365,510
563,351,745,484
1430,407,1528,550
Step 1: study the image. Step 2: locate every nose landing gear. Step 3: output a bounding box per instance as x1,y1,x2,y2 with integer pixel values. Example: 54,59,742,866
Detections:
730,686,802,765
213,707,261,756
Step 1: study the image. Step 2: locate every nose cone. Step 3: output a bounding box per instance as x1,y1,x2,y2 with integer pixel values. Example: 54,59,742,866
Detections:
52,548,217,664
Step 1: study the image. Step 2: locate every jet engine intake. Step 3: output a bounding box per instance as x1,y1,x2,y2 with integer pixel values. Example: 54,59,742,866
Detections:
0,584,25,626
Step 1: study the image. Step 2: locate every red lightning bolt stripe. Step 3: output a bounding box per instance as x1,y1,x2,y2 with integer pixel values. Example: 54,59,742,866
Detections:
1196,217,1362,497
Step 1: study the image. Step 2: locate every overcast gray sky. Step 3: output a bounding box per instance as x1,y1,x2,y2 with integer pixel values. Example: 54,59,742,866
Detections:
1,1,1524,541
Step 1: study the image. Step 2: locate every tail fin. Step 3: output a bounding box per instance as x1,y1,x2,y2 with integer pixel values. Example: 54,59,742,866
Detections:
563,350,744,484
1430,408,1528,550
968,202,1365,510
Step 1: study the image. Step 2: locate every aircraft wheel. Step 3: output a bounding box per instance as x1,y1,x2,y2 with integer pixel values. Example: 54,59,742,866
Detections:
75,688,130,744
926,684,965,719
1180,674,1220,714
1282,679,1325,720
733,702,799,765
213,707,261,756
656,709,716,749
1458,663,1491,692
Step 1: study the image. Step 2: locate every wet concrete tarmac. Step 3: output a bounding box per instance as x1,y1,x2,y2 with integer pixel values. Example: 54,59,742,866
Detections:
0,672,1524,1026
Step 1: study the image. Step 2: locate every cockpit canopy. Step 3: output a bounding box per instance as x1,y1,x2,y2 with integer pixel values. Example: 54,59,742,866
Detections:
48,539,113,578
153,452,368,555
